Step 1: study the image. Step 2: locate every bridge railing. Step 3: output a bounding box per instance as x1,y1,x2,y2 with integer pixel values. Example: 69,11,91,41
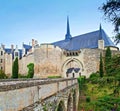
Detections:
0,78,78,111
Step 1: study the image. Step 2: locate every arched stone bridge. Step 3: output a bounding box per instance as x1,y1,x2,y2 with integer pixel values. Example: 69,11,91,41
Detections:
0,78,79,111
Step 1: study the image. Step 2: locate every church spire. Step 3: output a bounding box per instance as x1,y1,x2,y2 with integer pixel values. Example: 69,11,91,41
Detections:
99,23,102,40
65,16,72,40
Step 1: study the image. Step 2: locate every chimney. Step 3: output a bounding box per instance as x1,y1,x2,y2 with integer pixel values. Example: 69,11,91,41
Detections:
32,39,35,47
11,44,14,51
1,44,5,49
35,40,38,45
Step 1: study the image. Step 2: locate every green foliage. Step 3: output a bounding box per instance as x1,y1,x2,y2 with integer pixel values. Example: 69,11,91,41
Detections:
47,76,61,78
100,0,120,44
27,63,34,78
95,96,120,111
86,96,91,103
77,76,86,96
12,57,19,78
18,74,28,78
0,70,8,79
99,53,104,77
105,47,112,75
108,55,120,76
89,72,100,84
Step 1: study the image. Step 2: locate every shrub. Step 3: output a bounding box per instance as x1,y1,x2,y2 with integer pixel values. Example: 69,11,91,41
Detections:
18,74,28,78
0,70,8,79
27,63,34,78
86,96,91,103
89,72,99,84
12,57,19,78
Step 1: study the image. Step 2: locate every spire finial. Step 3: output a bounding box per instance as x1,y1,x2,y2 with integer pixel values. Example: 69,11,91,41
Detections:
99,23,102,31
99,23,102,40
65,16,72,40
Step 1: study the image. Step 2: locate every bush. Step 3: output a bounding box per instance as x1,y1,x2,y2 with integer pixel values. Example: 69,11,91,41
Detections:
86,96,91,103
27,63,34,78
89,72,100,84
0,70,8,79
18,74,28,78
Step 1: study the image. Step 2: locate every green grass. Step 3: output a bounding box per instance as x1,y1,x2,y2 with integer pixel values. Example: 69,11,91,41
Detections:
78,77,120,111
47,76,61,79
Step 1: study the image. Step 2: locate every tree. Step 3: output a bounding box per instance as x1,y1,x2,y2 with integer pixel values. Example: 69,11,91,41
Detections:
100,0,120,44
105,47,112,75
99,53,104,77
12,57,19,78
27,63,34,78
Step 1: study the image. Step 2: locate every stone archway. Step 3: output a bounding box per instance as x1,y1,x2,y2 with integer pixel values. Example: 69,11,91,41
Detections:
57,100,66,111
62,58,84,78
67,93,73,111
73,90,77,111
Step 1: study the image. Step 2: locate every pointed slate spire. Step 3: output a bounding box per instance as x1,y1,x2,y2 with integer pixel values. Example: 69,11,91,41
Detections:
99,23,102,40
65,16,72,40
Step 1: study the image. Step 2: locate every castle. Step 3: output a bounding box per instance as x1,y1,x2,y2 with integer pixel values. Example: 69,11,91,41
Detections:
0,17,119,78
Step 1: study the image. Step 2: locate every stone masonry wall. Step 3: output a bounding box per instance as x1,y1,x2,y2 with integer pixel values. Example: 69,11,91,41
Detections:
5,53,12,76
0,78,78,111
19,54,34,75
34,45,62,78
83,49,120,77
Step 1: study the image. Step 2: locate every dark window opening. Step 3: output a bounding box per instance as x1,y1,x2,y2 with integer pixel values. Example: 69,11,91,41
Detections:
1,51,3,56
66,73,68,77
0,59,2,63
15,52,18,56
73,73,75,78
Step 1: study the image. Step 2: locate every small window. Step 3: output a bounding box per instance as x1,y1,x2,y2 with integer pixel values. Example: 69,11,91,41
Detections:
66,73,68,77
15,52,18,56
1,51,3,56
73,73,75,78
0,59,2,63
1,66,3,70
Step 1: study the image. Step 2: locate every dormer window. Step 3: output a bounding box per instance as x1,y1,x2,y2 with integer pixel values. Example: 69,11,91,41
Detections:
15,52,18,56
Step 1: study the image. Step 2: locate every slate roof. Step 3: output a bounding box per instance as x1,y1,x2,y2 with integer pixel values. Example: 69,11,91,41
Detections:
4,48,22,59
23,44,32,54
66,67,80,74
23,44,32,50
52,29,115,51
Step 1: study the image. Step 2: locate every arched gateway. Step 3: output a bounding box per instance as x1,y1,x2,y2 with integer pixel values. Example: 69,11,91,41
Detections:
62,58,84,78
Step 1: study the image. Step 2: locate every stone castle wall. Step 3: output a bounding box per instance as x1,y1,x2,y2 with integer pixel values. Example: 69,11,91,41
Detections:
13,45,120,78
82,49,120,77
83,49,102,77
34,44,62,78
19,53,34,75
5,53,12,76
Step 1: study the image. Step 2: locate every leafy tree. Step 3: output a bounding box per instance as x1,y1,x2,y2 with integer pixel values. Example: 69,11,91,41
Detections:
105,47,112,75
12,57,18,78
100,0,120,44
99,53,104,77
27,63,34,78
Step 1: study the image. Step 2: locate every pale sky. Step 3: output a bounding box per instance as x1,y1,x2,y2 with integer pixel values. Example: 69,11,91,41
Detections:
0,0,116,48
